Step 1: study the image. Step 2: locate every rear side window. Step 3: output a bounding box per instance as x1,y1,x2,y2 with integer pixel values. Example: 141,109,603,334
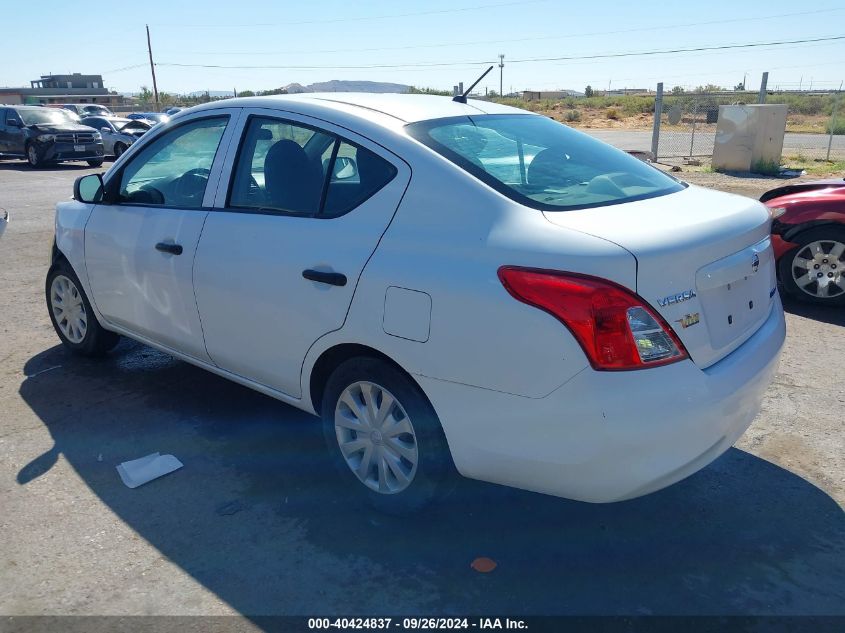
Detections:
322,141,398,218
229,117,333,215
228,116,397,218
406,114,684,211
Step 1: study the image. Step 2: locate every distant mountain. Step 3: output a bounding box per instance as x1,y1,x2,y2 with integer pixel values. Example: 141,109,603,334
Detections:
280,80,411,94
187,90,235,98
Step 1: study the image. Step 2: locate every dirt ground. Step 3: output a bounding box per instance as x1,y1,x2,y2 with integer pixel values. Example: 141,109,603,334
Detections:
0,160,843,619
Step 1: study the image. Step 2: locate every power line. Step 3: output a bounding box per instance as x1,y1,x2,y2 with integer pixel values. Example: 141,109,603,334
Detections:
154,35,845,71
103,63,149,74
150,0,547,28
508,35,845,64
158,8,845,57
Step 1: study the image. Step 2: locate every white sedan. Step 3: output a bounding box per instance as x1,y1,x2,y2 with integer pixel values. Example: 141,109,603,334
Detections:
47,94,785,512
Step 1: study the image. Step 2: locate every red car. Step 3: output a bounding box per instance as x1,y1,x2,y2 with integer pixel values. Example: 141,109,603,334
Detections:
762,178,845,305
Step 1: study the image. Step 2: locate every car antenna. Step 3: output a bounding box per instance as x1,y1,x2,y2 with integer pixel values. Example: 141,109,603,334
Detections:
453,66,494,104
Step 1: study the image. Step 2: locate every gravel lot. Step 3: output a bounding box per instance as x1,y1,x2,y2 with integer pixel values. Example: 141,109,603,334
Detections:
0,159,843,618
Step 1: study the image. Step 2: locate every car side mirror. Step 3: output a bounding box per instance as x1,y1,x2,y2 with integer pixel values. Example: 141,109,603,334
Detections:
333,156,358,180
7,119,20,127
74,174,104,203
101,127,111,134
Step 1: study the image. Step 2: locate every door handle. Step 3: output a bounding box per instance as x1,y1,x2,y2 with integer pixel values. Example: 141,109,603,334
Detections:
302,269,347,287
155,242,183,255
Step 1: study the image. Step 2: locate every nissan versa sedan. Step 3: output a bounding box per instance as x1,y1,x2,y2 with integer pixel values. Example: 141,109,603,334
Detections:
46,94,786,512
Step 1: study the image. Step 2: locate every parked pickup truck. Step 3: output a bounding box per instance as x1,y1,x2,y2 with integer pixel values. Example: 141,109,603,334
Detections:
0,105,105,168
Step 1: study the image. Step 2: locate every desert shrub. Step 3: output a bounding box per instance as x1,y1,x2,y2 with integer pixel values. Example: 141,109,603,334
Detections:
826,119,845,135
606,107,620,120
564,109,581,122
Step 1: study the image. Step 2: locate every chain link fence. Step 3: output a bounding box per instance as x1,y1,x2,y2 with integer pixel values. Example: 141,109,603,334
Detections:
655,91,753,159
779,91,844,161
652,85,845,163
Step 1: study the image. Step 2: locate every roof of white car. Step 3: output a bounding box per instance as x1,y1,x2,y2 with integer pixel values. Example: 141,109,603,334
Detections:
190,93,527,126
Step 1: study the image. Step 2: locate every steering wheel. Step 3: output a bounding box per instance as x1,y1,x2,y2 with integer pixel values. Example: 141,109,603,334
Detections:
173,167,211,204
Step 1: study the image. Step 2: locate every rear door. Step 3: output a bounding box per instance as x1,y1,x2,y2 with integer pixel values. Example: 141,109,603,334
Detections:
84,109,240,361
0,109,8,153
0,109,25,155
193,109,410,398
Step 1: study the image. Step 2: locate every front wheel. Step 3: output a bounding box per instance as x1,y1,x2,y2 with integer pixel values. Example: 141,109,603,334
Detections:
778,226,845,305
113,142,127,159
46,260,120,356
87,159,104,167
26,143,42,168
321,357,455,513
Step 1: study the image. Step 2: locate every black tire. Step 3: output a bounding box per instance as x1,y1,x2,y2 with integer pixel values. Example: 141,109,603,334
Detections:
778,226,845,306
87,159,104,167
321,357,455,514
46,259,120,356
25,142,42,168
113,142,127,159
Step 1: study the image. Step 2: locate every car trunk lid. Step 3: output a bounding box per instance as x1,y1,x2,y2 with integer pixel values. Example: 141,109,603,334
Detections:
542,185,777,368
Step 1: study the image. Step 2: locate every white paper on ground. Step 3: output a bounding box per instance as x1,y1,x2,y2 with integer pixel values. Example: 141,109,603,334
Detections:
116,452,183,489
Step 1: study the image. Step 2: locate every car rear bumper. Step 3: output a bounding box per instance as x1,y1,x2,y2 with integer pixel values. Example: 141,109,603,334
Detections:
417,296,786,503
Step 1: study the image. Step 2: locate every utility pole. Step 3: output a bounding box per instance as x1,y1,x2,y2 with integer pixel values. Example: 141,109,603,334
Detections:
146,25,160,112
758,71,768,104
498,54,505,96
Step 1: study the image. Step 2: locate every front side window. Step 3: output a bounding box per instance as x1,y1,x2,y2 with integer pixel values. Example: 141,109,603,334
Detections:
229,116,398,217
115,116,228,209
406,114,684,211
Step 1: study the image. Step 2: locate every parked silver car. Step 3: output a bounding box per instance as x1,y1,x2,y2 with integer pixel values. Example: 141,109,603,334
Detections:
80,116,150,158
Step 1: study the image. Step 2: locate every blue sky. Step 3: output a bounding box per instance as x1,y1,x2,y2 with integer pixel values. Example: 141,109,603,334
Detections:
5,0,845,95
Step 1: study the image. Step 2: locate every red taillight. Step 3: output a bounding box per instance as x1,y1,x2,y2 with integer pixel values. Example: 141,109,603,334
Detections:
498,266,689,371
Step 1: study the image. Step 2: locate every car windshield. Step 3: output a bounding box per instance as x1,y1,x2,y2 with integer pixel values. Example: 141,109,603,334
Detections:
17,109,74,126
84,107,110,115
406,114,685,211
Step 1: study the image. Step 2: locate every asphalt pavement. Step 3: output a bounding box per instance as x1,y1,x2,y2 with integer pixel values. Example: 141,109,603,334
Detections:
0,159,843,619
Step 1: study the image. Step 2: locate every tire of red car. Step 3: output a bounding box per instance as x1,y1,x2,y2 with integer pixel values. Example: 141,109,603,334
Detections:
778,225,845,305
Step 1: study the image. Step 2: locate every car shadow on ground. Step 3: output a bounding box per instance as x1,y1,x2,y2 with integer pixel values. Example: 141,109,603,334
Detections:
17,341,845,617
782,294,845,327
0,161,110,173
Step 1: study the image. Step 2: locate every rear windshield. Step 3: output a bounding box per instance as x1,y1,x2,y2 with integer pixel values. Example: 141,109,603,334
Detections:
406,114,684,211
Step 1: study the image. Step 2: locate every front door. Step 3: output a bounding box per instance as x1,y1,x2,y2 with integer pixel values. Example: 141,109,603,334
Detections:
193,110,410,397
84,111,239,361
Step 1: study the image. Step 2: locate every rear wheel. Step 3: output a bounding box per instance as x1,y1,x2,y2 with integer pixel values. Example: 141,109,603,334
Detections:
779,226,845,305
321,357,454,513
46,260,120,356
87,159,104,167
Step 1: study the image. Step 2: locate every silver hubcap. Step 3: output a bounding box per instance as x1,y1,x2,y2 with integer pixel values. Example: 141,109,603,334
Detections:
791,240,845,299
50,275,87,343
334,381,418,494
